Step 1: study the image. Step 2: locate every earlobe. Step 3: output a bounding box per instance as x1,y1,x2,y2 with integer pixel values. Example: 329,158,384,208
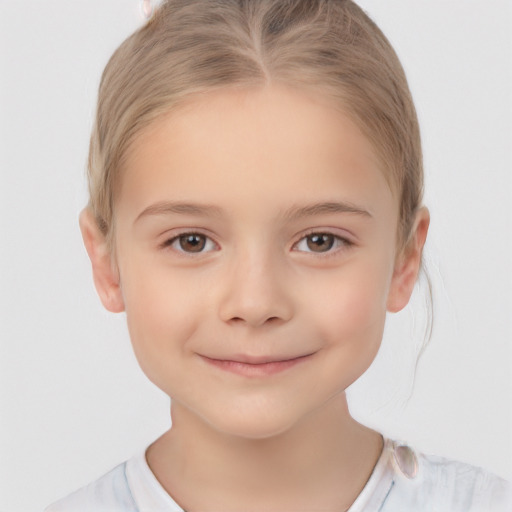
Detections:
79,208,125,313
387,207,430,313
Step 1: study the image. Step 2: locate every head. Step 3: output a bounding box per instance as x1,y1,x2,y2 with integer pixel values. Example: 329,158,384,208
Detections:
80,0,429,438
88,0,424,249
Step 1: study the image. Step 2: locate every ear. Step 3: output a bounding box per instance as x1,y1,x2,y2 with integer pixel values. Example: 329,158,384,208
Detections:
79,208,125,313
387,207,430,313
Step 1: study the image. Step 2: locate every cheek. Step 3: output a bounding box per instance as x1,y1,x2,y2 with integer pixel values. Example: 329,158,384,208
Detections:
121,252,198,326
119,258,203,385
309,269,390,390
306,260,392,351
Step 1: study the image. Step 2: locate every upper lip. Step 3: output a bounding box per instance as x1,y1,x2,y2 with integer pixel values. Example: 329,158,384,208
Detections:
202,353,314,365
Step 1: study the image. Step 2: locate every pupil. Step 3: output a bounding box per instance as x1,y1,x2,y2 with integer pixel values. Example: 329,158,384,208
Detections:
180,234,206,252
307,234,334,252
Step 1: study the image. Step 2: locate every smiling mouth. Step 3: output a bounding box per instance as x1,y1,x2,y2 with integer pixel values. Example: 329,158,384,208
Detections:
200,353,314,377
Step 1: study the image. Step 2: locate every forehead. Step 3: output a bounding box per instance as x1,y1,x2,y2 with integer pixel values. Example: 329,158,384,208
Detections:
118,85,397,223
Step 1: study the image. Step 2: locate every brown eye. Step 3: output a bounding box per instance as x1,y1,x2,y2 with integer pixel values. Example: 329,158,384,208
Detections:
178,234,207,252
163,232,217,254
306,233,335,252
293,232,351,255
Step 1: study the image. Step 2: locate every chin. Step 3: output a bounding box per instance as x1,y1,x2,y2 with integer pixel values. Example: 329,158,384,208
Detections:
214,417,297,441
201,401,306,441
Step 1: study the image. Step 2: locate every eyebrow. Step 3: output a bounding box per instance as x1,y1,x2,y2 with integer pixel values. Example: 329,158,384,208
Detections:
135,200,372,224
135,201,223,222
282,201,373,221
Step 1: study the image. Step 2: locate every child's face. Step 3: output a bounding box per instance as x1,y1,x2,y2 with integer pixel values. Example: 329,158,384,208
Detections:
88,86,421,439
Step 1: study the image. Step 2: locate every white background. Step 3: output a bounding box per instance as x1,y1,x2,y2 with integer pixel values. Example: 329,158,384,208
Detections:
0,1,511,510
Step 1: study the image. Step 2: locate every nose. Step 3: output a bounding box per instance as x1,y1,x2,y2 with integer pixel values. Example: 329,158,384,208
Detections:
218,249,294,327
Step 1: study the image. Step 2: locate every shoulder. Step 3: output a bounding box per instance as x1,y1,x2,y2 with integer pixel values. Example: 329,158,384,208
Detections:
44,462,138,512
383,443,511,512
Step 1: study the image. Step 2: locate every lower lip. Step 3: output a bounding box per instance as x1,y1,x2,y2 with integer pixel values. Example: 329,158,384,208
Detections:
201,354,313,377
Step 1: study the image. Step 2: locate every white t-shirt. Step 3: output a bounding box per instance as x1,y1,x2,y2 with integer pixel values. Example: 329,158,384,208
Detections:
44,439,511,511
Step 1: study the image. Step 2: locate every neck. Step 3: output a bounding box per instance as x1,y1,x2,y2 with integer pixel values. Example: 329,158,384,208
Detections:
147,393,383,512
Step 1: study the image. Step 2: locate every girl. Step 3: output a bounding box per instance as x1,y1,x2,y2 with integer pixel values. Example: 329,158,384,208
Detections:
45,0,510,510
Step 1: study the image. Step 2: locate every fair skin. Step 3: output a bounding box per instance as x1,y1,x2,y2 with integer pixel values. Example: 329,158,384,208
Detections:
81,85,429,511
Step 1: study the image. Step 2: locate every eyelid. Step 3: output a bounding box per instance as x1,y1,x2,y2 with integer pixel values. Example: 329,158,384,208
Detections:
159,229,219,254
291,229,355,255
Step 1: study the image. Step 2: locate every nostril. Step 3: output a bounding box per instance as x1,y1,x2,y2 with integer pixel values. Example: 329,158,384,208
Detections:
218,284,294,325
228,315,280,326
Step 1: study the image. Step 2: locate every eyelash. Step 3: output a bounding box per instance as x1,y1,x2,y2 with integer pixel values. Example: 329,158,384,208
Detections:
160,230,353,257
292,231,354,256
160,232,218,254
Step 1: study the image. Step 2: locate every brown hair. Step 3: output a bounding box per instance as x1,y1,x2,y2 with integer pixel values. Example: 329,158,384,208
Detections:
88,0,423,249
